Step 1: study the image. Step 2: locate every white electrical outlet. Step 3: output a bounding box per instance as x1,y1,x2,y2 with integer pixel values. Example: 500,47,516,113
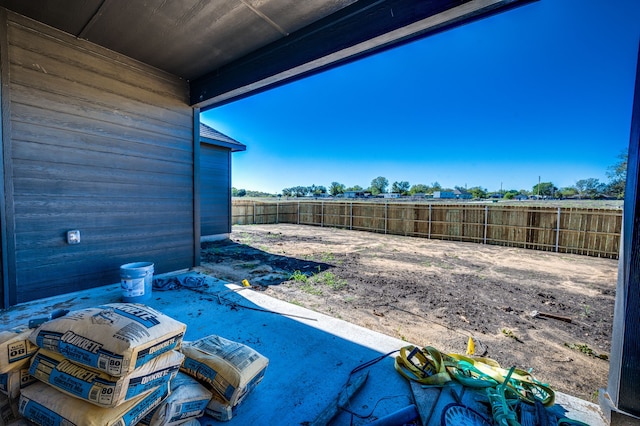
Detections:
67,230,81,244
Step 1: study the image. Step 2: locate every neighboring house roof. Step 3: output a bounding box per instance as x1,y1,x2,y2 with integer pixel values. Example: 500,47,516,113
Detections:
200,123,246,152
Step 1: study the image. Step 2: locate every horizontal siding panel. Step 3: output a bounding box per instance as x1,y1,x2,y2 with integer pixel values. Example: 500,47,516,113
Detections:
17,232,193,267
8,15,189,103
12,121,192,165
13,177,192,200
14,196,193,216
13,156,191,186
14,222,192,250
15,252,194,303
11,66,191,138
12,103,191,154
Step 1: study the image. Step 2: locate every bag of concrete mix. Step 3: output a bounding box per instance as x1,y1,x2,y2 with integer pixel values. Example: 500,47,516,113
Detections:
0,392,20,426
0,326,37,374
203,391,234,422
29,303,186,376
29,348,183,408
0,358,35,399
180,335,268,407
139,372,212,426
19,380,170,426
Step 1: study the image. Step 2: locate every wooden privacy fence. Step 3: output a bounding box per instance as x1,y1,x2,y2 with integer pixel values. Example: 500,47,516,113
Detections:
231,200,623,259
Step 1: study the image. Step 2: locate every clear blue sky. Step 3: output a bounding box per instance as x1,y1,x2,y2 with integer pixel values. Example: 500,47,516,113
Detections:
201,0,640,195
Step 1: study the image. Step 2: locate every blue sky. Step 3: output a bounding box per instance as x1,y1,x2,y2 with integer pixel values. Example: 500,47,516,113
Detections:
202,0,640,195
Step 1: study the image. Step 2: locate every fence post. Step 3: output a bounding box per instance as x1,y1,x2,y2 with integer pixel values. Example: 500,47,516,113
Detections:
321,201,324,227
385,203,388,234
484,205,489,244
276,202,279,224
253,202,256,224
428,204,432,239
350,202,353,230
555,207,561,252
297,201,300,225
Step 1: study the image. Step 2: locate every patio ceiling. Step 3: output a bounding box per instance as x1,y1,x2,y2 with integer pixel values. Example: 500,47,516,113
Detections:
0,0,534,108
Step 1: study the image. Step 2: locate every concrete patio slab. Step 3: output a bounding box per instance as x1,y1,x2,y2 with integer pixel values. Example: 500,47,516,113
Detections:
0,270,608,425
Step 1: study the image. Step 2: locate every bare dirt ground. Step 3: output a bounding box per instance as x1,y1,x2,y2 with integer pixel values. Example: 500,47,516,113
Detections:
199,224,617,402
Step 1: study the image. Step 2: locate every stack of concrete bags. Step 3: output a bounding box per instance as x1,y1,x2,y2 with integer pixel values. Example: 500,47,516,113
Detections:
0,325,39,425
180,335,269,422
20,303,187,426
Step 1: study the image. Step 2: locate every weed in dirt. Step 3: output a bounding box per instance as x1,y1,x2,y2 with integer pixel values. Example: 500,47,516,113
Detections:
564,343,608,360
320,252,335,262
344,296,355,303
314,271,347,290
289,270,309,283
301,283,323,296
265,233,283,239
238,232,254,245
290,300,303,306
582,305,592,318
423,260,433,267
502,328,523,343
438,262,454,270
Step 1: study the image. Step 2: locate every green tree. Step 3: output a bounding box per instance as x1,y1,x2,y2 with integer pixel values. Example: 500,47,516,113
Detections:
345,185,363,192
409,184,429,195
391,181,410,195
607,150,627,198
532,182,557,197
312,185,327,196
370,176,389,195
468,186,487,199
329,182,346,196
236,188,246,197
558,187,578,198
431,181,442,191
575,178,605,199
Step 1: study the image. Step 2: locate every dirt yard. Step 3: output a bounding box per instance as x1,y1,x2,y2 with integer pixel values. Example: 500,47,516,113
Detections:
199,223,617,402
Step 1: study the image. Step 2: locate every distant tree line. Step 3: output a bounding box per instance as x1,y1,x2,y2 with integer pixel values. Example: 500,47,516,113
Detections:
232,151,628,200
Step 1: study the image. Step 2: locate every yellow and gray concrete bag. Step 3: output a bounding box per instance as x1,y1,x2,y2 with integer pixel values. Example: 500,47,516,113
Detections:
19,380,170,426
139,371,212,426
28,303,186,376
180,335,268,407
29,348,183,408
0,326,37,375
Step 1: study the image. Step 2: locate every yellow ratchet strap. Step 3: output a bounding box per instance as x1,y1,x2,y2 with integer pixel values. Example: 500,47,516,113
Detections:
394,345,555,406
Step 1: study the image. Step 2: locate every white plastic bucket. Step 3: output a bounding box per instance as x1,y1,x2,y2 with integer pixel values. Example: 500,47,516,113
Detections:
120,262,154,303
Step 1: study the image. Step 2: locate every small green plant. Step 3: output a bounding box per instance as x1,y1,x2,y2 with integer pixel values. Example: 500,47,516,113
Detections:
583,305,592,317
315,271,348,290
502,329,523,343
238,232,253,245
438,262,454,270
289,270,308,283
343,296,355,303
300,283,323,296
564,343,608,360
321,252,335,262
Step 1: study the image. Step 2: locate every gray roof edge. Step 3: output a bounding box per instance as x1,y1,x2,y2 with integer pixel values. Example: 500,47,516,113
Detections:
199,122,247,151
